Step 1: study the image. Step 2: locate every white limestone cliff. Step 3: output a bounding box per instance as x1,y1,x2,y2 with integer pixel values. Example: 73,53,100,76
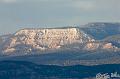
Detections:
2,28,93,54
1,27,118,55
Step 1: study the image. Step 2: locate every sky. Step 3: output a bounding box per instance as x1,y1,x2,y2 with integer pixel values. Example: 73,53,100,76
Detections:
0,0,120,35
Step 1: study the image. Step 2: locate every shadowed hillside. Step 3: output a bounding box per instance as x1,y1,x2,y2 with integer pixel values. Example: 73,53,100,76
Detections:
0,61,120,79
81,23,120,40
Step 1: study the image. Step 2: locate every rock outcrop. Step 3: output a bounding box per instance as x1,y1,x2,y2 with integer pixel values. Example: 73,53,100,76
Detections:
2,27,94,54
1,27,119,55
84,42,118,50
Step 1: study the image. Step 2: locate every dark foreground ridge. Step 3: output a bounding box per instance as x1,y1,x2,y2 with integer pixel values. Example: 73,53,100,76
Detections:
0,60,120,79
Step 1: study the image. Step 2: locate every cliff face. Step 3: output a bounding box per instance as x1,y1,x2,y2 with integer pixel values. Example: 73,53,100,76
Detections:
14,28,88,47
2,28,93,54
1,27,118,55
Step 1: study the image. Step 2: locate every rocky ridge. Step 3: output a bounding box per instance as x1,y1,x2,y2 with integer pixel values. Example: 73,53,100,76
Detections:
0,27,118,55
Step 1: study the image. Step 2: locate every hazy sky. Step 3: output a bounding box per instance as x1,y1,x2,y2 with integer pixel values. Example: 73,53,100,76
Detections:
0,0,120,34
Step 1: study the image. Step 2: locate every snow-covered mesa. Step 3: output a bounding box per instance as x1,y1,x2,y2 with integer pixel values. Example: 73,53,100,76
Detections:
1,27,118,55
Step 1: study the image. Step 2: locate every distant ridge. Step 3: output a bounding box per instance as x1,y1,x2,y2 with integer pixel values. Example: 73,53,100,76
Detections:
0,60,120,79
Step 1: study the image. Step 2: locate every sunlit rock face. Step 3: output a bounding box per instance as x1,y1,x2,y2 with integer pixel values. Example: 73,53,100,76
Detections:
84,42,118,50
102,43,118,49
2,27,94,54
84,42,100,50
15,28,82,47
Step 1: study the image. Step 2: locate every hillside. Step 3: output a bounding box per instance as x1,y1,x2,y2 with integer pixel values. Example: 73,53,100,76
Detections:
0,61,120,79
103,34,120,47
1,49,120,66
81,23,120,40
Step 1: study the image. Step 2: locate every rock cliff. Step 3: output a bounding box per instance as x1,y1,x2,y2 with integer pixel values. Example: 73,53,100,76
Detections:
1,27,118,55
2,28,94,54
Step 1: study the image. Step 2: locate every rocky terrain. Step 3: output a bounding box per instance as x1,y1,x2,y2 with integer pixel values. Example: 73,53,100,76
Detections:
81,23,120,40
103,34,120,47
0,26,118,56
1,27,93,55
0,22,120,66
